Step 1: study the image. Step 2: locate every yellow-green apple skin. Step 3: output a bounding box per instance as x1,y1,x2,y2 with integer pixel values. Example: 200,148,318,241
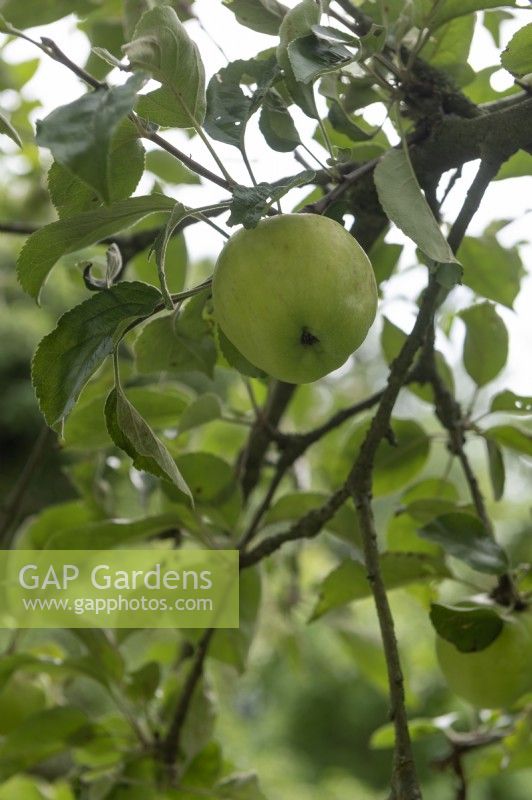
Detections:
212,214,378,384
436,608,532,708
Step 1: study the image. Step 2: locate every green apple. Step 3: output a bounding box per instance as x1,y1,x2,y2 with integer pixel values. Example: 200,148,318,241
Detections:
436,607,532,708
212,214,378,384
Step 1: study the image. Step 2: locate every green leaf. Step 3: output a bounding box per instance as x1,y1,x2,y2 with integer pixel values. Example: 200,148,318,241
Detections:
178,393,222,435
381,316,455,402
501,22,532,77
402,478,459,503
131,211,188,293
32,282,161,427
371,717,447,749
145,149,200,184
126,661,161,702
152,201,189,306
465,64,519,104
18,500,97,549
135,291,217,377
494,150,532,181
82,16,126,80
483,10,514,48
63,385,190,449
345,418,430,496
216,326,266,378
328,100,371,142
403,500,465,530
180,741,223,791
48,119,145,218
216,772,267,799
124,5,206,128
165,452,242,528
429,0,517,31
419,512,509,574
358,22,387,55
483,425,532,457
368,236,401,284
204,70,251,150
45,512,190,550
277,0,320,117
374,149,458,265
430,603,504,653
228,170,315,228
287,34,354,84
0,707,92,781
264,491,361,546
420,14,475,85
105,384,192,499
36,74,145,204
458,235,524,308
47,161,97,220
0,110,21,148
459,303,508,387
0,0,96,28
311,552,449,620
311,24,358,45
204,56,278,150
223,0,287,34
259,91,300,152
68,628,126,683
210,568,261,672
18,193,175,300
490,391,532,415
486,438,505,501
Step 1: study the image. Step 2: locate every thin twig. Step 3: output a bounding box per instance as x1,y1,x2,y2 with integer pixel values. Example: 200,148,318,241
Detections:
0,222,43,235
303,158,380,215
238,381,296,500
137,126,234,192
292,389,385,446
424,347,523,608
240,486,351,568
161,628,214,766
40,37,106,90
438,167,462,211
242,156,506,797
157,157,516,787
237,389,385,548
7,27,235,194
237,449,294,549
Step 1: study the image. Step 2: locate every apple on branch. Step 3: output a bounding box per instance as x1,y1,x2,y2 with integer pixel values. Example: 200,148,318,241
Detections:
212,214,378,384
